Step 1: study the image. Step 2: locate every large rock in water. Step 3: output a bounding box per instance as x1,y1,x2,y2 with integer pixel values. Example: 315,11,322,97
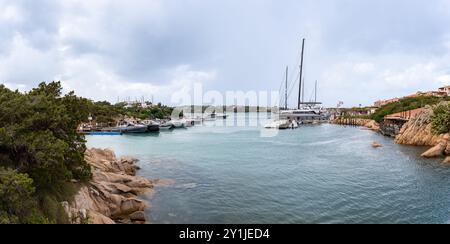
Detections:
445,141,450,155
421,142,447,158
129,211,146,222
443,157,450,164
372,142,383,148
365,120,380,131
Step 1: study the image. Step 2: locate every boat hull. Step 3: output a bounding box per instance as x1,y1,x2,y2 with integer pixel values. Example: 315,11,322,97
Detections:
159,127,173,131
159,123,174,131
172,121,186,128
111,126,148,133
264,120,291,129
185,120,195,127
86,132,122,136
147,124,160,132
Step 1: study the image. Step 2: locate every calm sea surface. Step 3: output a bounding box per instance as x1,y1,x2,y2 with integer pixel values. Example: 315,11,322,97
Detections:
86,113,450,224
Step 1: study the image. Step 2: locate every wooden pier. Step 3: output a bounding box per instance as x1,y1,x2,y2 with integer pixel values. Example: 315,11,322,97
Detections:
380,108,424,137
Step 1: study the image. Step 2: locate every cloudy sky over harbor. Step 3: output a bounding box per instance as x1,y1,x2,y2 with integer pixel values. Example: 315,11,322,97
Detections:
1,0,450,107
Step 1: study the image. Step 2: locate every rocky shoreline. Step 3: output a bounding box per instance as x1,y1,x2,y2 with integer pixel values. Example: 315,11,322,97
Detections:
331,118,381,132
63,148,158,224
395,105,448,146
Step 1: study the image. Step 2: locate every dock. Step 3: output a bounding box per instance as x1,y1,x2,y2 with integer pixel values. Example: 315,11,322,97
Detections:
380,108,424,137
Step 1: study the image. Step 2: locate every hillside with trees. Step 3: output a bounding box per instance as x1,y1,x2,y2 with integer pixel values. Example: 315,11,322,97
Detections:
0,81,173,223
0,82,92,223
370,96,450,123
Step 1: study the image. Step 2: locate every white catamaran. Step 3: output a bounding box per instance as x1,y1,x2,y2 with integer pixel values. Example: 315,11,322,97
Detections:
266,38,329,129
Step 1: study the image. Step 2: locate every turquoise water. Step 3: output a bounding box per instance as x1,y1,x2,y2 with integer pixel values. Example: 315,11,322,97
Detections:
86,113,450,224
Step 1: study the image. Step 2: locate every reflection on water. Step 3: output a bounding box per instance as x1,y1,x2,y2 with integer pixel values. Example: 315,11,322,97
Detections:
86,113,450,224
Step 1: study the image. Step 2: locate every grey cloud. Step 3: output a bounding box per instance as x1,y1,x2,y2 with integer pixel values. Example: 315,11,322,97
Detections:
0,0,449,106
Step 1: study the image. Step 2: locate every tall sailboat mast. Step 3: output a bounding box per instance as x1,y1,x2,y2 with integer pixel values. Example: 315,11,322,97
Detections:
315,80,318,103
285,66,288,110
298,38,305,109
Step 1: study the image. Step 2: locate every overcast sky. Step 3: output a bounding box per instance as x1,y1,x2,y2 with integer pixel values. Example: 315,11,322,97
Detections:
1,0,450,107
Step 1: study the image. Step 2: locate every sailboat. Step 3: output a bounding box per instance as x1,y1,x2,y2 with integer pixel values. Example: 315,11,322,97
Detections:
266,38,329,129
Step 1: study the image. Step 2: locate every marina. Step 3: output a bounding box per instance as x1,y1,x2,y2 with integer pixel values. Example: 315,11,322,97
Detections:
86,113,450,224
2,0,449,227
78,111,238,136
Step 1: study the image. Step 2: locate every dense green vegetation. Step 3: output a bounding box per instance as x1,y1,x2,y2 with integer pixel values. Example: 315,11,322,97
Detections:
431,104,450,135
119,102,174,120
0,168,50,224
0,81,175,223
370,96,450,123
0,82,91,223
87,101,174,124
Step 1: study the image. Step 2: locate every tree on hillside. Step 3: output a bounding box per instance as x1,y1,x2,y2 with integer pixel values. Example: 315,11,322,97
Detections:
0,82,92,223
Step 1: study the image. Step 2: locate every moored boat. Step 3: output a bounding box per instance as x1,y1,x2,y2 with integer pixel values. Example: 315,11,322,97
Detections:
215,113,229,119
159,122,174,131
184,119,195,127
111,123,148,134
279,105,329,123
171,120,187,128
86,131,122,136
264,120,291,130
143,121,160,132
267,38,329,130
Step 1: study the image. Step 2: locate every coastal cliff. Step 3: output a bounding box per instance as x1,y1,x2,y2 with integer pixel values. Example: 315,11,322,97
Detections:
393,104,450,163
63,148,155,224
395,105,447,146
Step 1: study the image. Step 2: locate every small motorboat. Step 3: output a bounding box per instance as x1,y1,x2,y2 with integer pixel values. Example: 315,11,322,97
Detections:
203,117,216,122
216,113,229,119
264,120,291,130
111,123,148,133
290,120,299,129
171,120,187,128
184,119,195,127
144,121,160,132
159,122,174,131
193,118,202,125
203,112,217,121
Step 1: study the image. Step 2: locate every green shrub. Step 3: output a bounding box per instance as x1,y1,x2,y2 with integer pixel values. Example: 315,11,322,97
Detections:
431,104,450,135
370,96,450,123
0,167,49,224
0,81,171,223
0,82,92,190
0,82,92,223
39,194,69,224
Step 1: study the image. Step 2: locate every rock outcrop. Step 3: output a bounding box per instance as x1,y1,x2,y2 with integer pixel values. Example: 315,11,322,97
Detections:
395,105,448,147
64,148,155,224
372,142,383,148
421,141,447,158
394,103,450,164
443,156,450,164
